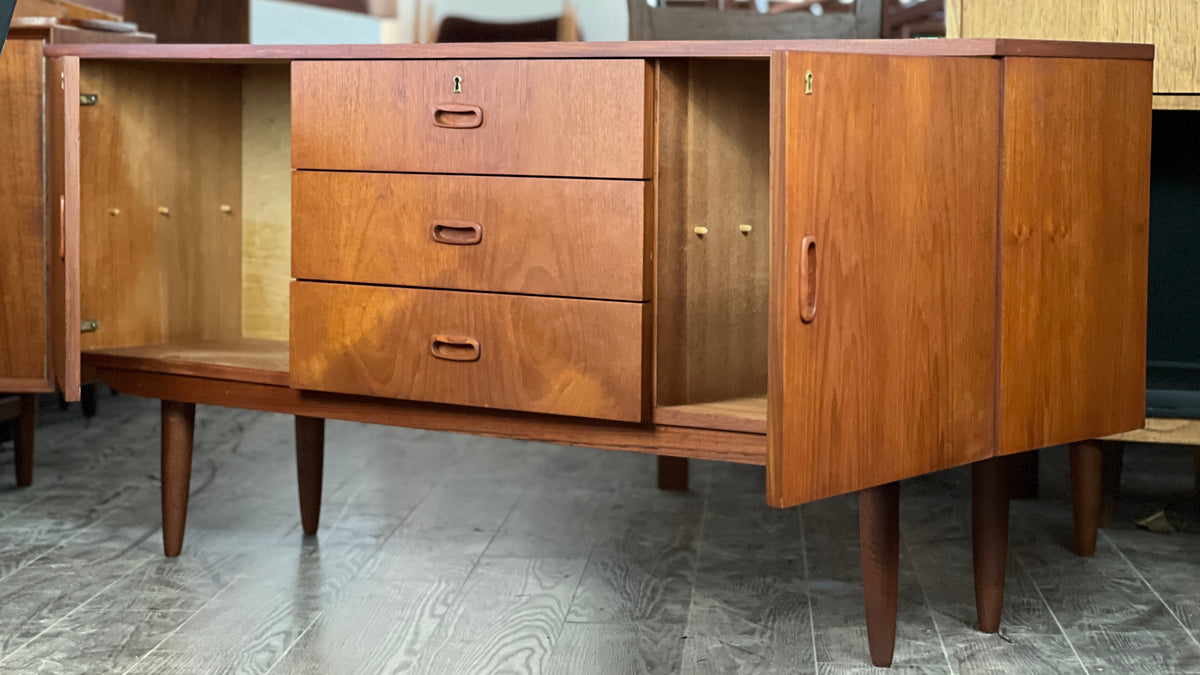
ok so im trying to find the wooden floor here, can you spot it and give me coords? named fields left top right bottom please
left=0, top=391, right=1198, bottom=674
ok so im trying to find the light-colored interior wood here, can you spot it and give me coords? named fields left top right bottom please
left=654, top=395, right=767, bottom=435
left=655, top=59, right=770, bottom=407
left=241, top=65, right=292, bottom=341
left=951, top=0, right=1200, bottom=99
left=1103, top=418, right=1200, bottom=445
left=79, top=61, right=243, bottom=351
left=78, top=62, right=293, bottom=355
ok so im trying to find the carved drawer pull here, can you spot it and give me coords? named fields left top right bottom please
left=432, top=103, right=483, bottom=129
left=430, top=220, right=483, bottom=246
left=430, top=335, right=481, bottom=362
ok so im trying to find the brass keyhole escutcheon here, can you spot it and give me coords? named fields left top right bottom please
left=805, top=71, right=813, bottom=95
left=453, top=75, right=462, bottom=93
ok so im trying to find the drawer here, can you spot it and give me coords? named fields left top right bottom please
left=292, top=171, right=650, bottom=301
left=290, top=282, right=650, bottom=422
left=291, top=59, right=652, bottom=178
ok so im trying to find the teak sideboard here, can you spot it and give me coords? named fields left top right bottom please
left=0, top=39, right=1152, bottom=667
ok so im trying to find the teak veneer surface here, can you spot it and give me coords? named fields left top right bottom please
left=95, top=368, right=767, bottom=465
left=290, top=282, right=650, bottom=422
left=768, top=51, right=999, bottom=507
left=291, top=59, right=652, bottom=179
left=43, top=39, right=1155, bottom=62
left=0, top=40, right=48, bottom=383
left=82, top=338, right=290, bottom=386
left=997, top=57, right=1151, bottom=454
left=292, top=171, right=650, bottom=301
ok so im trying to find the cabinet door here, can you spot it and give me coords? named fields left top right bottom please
left=767, top=51, right=1000, bottom=507
left=46, top=56, right=81, bottom=402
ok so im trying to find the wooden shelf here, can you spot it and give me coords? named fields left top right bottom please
left=654, top=395, right=767, bottom=435
left=83, top=338, right=289, bottom=386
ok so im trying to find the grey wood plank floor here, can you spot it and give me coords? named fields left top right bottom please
left=0, top=391, right=1197, bottom=674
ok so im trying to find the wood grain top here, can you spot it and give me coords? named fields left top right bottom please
left=81, top=338, right=290, bottom=386
left=43, top=38, right=1154, bottom=62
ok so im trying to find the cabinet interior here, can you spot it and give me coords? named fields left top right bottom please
left=652, top=59, right=770, bottom=432
left=75, top=57, right=771, bottom=429
left=78, top=61, right=292, bottom=364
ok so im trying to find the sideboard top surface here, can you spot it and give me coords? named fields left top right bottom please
left=43, top=38, right=1154, bottom=63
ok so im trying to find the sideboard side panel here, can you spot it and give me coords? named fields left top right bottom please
left=768, top=51, right=1000, bottom=507
left=0, top=39, right=49, bottom=387
left=997, top=57, right=1152, bottom=455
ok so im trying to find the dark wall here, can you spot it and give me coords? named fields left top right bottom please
left=123, top=0, right=249, bottom=43
left=1146, top=110, right=1200, bottom=391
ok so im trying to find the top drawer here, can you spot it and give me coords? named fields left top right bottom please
left=291, top=59, right=653, bottom=179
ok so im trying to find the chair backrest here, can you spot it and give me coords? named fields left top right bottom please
left=628, top=0, right=882, bottom=41
left=436, top=16, right=576, bottom=43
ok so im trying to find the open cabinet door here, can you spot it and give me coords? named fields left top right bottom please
left=767, top=51, right=1001, bottom=507
left=47, top=56, right=81, bottom=402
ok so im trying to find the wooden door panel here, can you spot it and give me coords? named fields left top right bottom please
left=47, top=56, right=81, bottom=401
left=767, top=51, right=1000, bottom=507
left=0, top=39, right=50, bottom=391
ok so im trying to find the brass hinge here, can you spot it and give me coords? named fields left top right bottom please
left=79, top=93, right=98, bottom=106
left=81, top=319, right=99, bottom=333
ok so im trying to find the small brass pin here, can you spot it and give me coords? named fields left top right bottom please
left=157, top=206, right=170, bottom=216
left=220, top=204, right=233, bottom=214
left=693, top=226, right=709, bottom=237
left=739, top=224, right=753, bottom=234
left=108, top=208, right=120, bottom=216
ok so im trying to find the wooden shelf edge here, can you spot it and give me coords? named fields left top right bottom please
left=95, top=367, right=768, bottom=465
left=82, top=338, right=289, bottom=387
left=654, top=395, right=767, bottom=435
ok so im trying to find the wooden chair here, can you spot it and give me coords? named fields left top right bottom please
left=628, top=0, right=882, bottom=40
left=0, top=395, right=36, bottom=487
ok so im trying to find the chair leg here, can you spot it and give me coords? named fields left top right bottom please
left=657, top=455, right=688, bottom=491
left=1099, top=442, right=1125, bottom=528
left=161, top=400, right=196, bottom=558
left=1070, top=440, right=1104, bottom=557
left=973, top=456, right=1012, bottom=634
left=295, top=416, right=325, bottom=535
left=860, top=481, right=900, bottom=668
left=14, top=395, right=37, bottom=487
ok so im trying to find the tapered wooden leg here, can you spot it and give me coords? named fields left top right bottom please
left=859, top=482, right=900, bottom=668
left=1070, top=440, right=1103, bottom=557
left=1099, top=442, right=1125, bottom=528
left=295, top=416, right=325, bottom=535
left=657, top=455, right=688, bottom=491
left=161, top=400, right=196, bottom=558
left=1008, top=450, right=1039, bottom=499
left=14, top=395, right=37, bottom=487
left=973, top=456, right=1012, bottom=634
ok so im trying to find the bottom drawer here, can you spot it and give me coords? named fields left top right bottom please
left=290, top=282, right=649, bottom=421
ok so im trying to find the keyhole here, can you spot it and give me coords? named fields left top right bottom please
left=804, top=71, right=813, bottom=95
left=453, top=76, right=462, bottom=94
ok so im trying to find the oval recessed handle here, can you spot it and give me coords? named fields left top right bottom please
left=430, top=335, right=481, bottom=362
left=431, top=220, right=483, bottom=246
left=799, top=235, right=817, bottom=323
left=432, top=103, right=483, bottom=129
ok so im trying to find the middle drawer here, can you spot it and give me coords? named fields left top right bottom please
left=292, top=171, right=650, bottom=301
